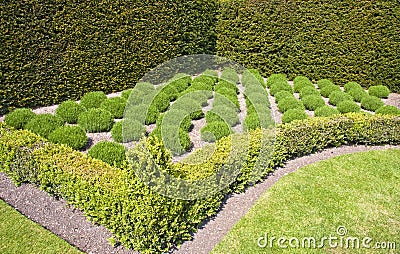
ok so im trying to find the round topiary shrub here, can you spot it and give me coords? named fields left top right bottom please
left=25, top=114, right=64, bottom=138
left=192, top=75, right=215, bottom=86
left=150, top=92, right=170, bottom=113
left=299, top=86, right=320, bottom=99
left=336, top=100, right=361, bottom=113
left=344, top=81, right=362, bottom=92
left=277, top=97, right=304, bottom=113
left=121, top=89, right=133, bottom=100
left=270, top=81, right=293, bottom=96
left=111, top=119, right=146, bottom=143
left=281, top=109, right=308, bottom=124
left=159, top=84, right=179, bottom=101
left=88, top=141, right=126, bottom=167
left=314, top=106, right=340, bottom=117
left=360, top=95, right=384, bottom=112
left=159, top=126, right=192, bottom=155
left=215, top=80, right=239, bottom=94
left=328, top=91, right=354, bottom=106
left=301, top=95, right=326, bottom=111
left=55, top=100, right=87, bottom=124
left=78, top=108, right=114, bottom=132
left=48, top=125, right=88, bottom=150
left=266, top=74, right=287, bottom=88
left=169, top=77, right=190, bottom=93
left=200, top=121, right=232, bottom=142
left=317, top=79, right=334, bottom=90
left=320, top=85, right=342, bottom=98
left=202, top=69, right=219, bottom=83
left=274, top=90, right=295, bottom=102
left=4, top=108, right=36, bottom=129
left=80, top=91, right=107, bottom=109
left=100, top=97, right=127, bottom=119
left=375, top=105, right=400, bottom=116
left=243, top=112, right=274, bottom=131
left=368, top=85, right=390, bottom=98
left=346, top=88, right=368, bottom=102
left=293, top=76, right=314, bottom=93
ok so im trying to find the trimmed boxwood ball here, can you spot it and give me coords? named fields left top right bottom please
left=192, top=75, right=215, bottom=86
left=336, top=100, right=361, bottom=113
left=159, top=84, right=179, bottom=101
left=320, top=84, right=342, bottom=98
left=375, top=105, right=400, bottom=116
left=314, top=105, right=340, bottom=117
left=274, top=90, right=295, bottom=102
left=277, top=97, right=304, bottom=113
left=299, top=86, right=320, bottom=99
left=111, top=119, right=146, bottom=143
left=78, top=108, right=114, bottom=133
left=346, top=87, right=368, bottom=102
left=80, top=91, right=107, bottom=109
left=243, top=112, right=274, bottom=131
left=344, top=81, right=362, bottom=92
left=215, top=80, right=239, bottom=94
left=4, top=108, right=36, bottom=129
left=151, top=92, right=170, bottom=112
left=281, top=108, right=308, bottom=124
left=202, top=69, right=219, bottom=83
left=200, top=121, right=232, bottom=142
left=220, top=67, right=239, bottom=84
left=25, top=114, right=64, bottom=138
left=317, top=79, right=334, bottom=90
left=121, top=89, right=133, bottom=100
left=266, top=73, right=287, bottom=88
left=301, top=95, right=326, bottom=111
left=100, top=97, right=127, bottom=119
left=328, top=91, right=353, bottom=106
left=269, top=80, right=293, bottom=96
left=169, top=77, right=190, bottom=93
left=293, top=76, right=314, bottom=93
left=48, top=125, right=88, bottom=150
left=55, top=100, right=86, bottom=124
left=88, top=141, right=126, bottom=168
left=361, top=95, right=384, bottom=111
left=368, top=85, right=390, bottom=98
left=159, top=126, right=192, bottom=155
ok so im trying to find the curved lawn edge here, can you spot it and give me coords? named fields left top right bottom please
left=174, top=144, right=400, bottom=254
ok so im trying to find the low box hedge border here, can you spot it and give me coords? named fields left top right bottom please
left=0, top=113, right=399, bottom=253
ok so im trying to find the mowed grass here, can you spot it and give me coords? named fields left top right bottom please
left=0, top=199, right=82, bottom=254
left=212, top=149, right=400, bottom=254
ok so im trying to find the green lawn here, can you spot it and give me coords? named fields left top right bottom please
left=212, top=149, right=400, bottom=254
left=0, top=199, right=82, bottom=254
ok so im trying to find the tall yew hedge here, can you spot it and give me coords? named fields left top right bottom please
left=0, top=0, right=218, bottom=114
left=217, top=0, right=400, bottom=92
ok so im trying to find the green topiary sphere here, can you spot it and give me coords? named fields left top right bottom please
left=88, top=141, right=126, bottom=167
left=314, top=106, right=340, bottom=117
left=269, top=81, right=293, bottom=96
left=100, top=97, right=127, bottom=119
left=346, top=88, right=368, bottom=102
left=328, top=91, right=353, bottom=106
left=368, top=85, right=390, bottom=98
left=344, top=81, right=362, bottom=92
left=4, top=108, right=36, bottom=129
left=320, top=84, right=342, bottom=98
left=25, top=114, right=64, bottom=138
left=360, top=95, right=384, bottom=112
left=56, top=100, right=87, bottom=124
left=200, top=121, right=232, bottom=142
left=281, top=109, right=308, bottom=123
left=375, top=105, right=400, bottom=116
left=121, top=89, right=133, bottom=100
left=299, top=86, right=320, bottom=99
left=48, top=125, right=88, bottom=150
left=80, top=91, right=107, bottom=109
left=266, top=74, right=287, bottom=88
left=336, top=100, right=361, bottom=113
left=277, top=97, right=304, bottom=113
left=78, top=108, right=114, bottom=133
left=111, top=119, right=146, bottom=143
left=317, top=79, right=334, bottom=90
left=274, top=90, right=295, bottom=102
left=301, top=95, right=326, bottom=111
left=293, top=76, right=314, bottom=93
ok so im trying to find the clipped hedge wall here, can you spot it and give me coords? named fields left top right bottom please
left=1, top=113, right=400, bottom=253
left=217, top=0, right=400, bottom=93
left=0, top=0, right=219, bottom=114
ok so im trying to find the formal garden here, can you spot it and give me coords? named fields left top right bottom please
left=0, top=0, right=399, bottom=253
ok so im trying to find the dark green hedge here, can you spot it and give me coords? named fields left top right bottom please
left=0, top=0, right=218, bottom=114
left=217, top=0, right=400, bottom=93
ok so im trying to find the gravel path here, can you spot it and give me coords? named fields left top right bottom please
left=1, top=144, right=399, bottom=253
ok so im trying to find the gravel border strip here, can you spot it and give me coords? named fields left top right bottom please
left=173, top=144, right=400, bottom=254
